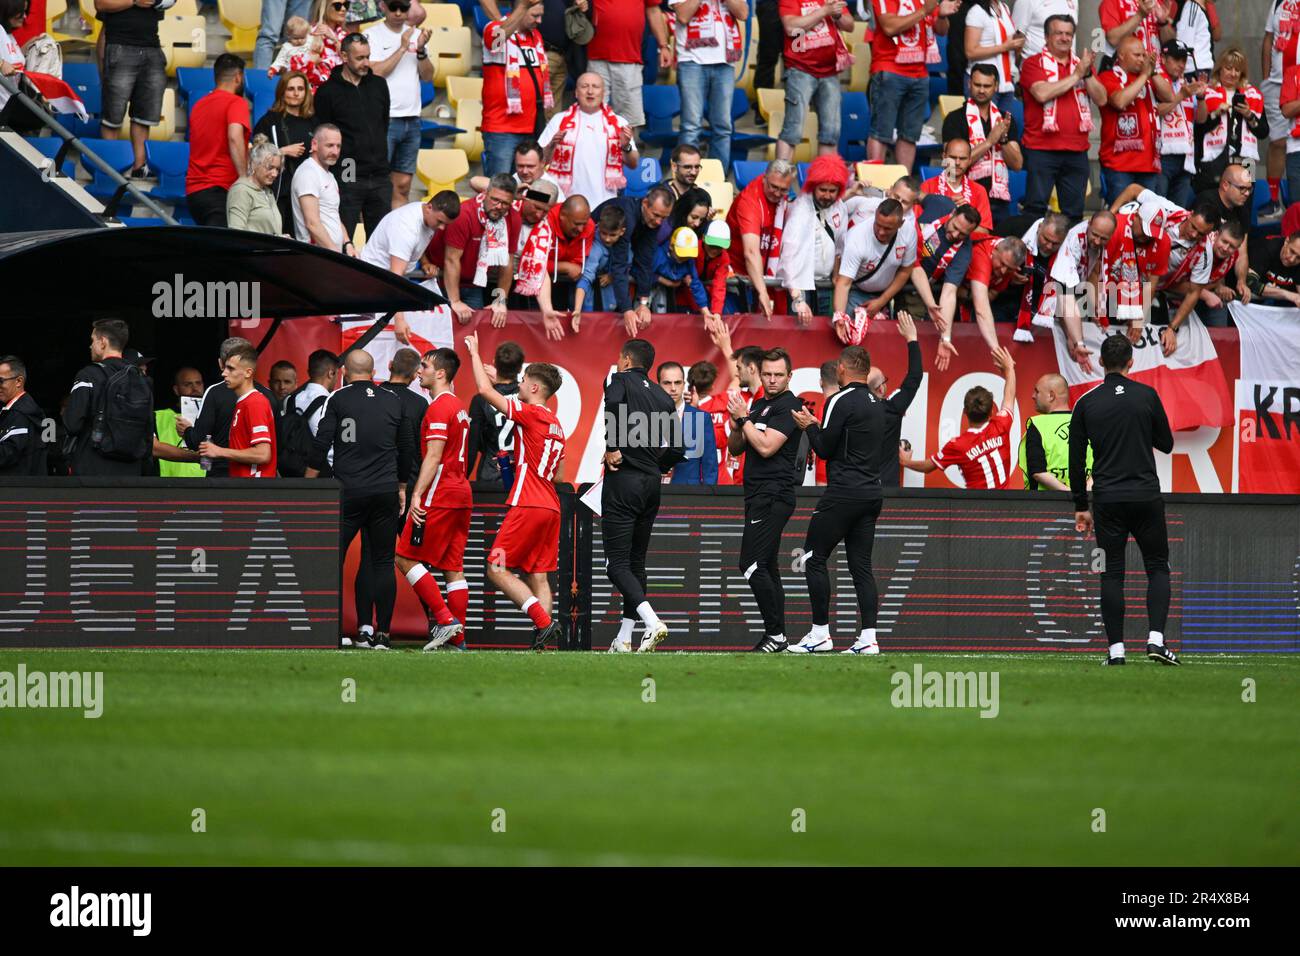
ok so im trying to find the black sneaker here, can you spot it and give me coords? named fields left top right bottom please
left=1102, top=655, right=1126, bottom=666
left=752, top=636, right=789, bottom=652
left=128, top=164, right=153, bottom=180
left=371, top=631, right=391, bottom=651
left=355, top=631, right=375, bottom=649
left=1258, top=199, right=1284, bottom=221
left=1146, top=643, right=1180, bottom=665
left=531, top=620, right=562, bottom=651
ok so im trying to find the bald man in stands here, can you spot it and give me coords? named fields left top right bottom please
left=1019, top=372, right=1083, bottom=492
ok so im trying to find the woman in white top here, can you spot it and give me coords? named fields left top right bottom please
left=1173, top=0, right=1219, bottom=78
left=965, top=0, right=1023, bottom=112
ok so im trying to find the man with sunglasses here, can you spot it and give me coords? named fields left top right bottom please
left=364, top=0, right=432, bottom=211
left=1194, top=163, right=1254, bottom=308
left=314, top=32, right=392, bottom=241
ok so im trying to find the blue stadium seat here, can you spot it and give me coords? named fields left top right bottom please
left=80, top=138, right=136, bottom=204
left=930, top=34, right=947, bottom=75
left=1251, top=180, right=1271, bottom=231
left=797, top=162, right=809, bottom=186
left=1004, top=97, right=1024, bottom=139
left=919, top=165, right=942, bottom=182
left=243, top=71, right=279, bottom=105
left=928, top=74, right=947, bottom=106
left=176, top=67, right=215, bottom=109
left=251, top=91, right=277, bottom=125
left=146, top=141, right=190, bottom=205
left=623, top=156, right=662, bottom=198
left=62, top=62, right=102, bottom=138
left=729, top=87, right=773, bottom=164
left=640, top=85, right=682, bottom=160
left=839, top=91, right=870, bottom=161
left=26, top=136, right=78, bottom=179
left=734, top=160, right=766, bottom=190
left=421, top=80, right=436, bottom=108
left=1007, top=169, right=1026, bottom=215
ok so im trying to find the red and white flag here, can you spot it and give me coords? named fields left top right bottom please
left=19, top=69, right=89, bottom=122
left=1051, top=314, right=1231, bottom=432
left=1229, top=303, right=1300, bottom=494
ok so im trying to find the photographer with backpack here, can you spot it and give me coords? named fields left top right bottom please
left=63, top=320, right=155, bottom=477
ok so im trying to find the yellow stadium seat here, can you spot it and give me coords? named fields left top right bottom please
left=169, top=0, right=200, bottom=15
left=218, top=0, right=260, bottom=55
left=423, top=3, right=465, bottom=28
left=848, top=42, right=871, bottom=91
left=766, top=111, right=817, bottom=162
left=704, top=181, right=734, bottom=218
left=45, top=0, right=78, bottom=43
left=937, top=95, right=964, bottom=123
left=451, top=98, right=483, bottom=163
left=416, top=147, right=470, bottom=195
left=78, top=0, right=102, bottom=44
left=756, top=88, right=784, bottom=123
left=428, top=27, right=472, bottom=87
left=127, top=87, right=177, bottom=141
left=854, top=162, right=910, bottom=191
left=445, top=75, right=482, bottom=110
left=698, top=158, right=725, bottom=186
left=846, top=18, right=870, bottom=49
left=353, top=221, right=367, bottom=253
left=735, top=27, right=758, bottom=94
left=161, top=15, right=208, bottom=77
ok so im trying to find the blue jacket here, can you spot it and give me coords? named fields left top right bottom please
left=653, top=243, right=710, bottom=312
left=669, top=404, right=719, bottom=484
left=593, top=194, right=658, bottom=312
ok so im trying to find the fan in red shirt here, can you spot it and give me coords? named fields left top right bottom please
left=424, top=184, right=522, bottom=320
left=1098, top=36, right=1172, bottom=199
left=396, top=348, right=474, bottom=650
left=185, top=56, right=252, bottom=226
left=726, top=162, right=798, bottom=317
left=465, top=331, right=567, bottom=651
left=198, top=345, right=276, bottom=478
left=1101, top=205, right=1171, bottom=330
left=921, top=137, right=994, bottom=228
left=902, top=347, right=1017, bottom=489
left=959, top=233, right=1029, bottom=353
left=482, top=4, right=550, bottom=140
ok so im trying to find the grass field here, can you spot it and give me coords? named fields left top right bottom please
left=0, top=650, right=1296, bottom=866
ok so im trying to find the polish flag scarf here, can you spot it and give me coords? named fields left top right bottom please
left=498, top=25, right=553, bottom=116
left=763, top=195, right=789, bottom=280
left=683, top=1, right=743, bottom=63
left=473, top=196, right=512, bottom=288
left=1114, top=0, right=1164, bottom=58
left=918, top=212, right=964, bottom=282
left=514, top=213, right=555, bottom=297
left=966, top=101, right=1010, bottom=201
left=1039, top=51, right=1093, bottom=134
left=9, top=67, right=88, bottom=121
left=546, top=104, right=627, bottom=195
left=892, top=0, right=941, bottom=66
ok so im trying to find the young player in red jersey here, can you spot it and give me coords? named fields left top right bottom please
left=902, top=347, right=1017, bottom=489
left=198, top=344, right=276, bottom=478
left=465, top=331, right=567, bottom=651
left=395, top=348, right=473, bottom=651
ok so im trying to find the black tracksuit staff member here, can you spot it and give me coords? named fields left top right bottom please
left=602, top=338, right=686, bottom=654
left=307, top=349, right=415, bottom=650
left=790, top=313, right=923, bottom=655
left=726, top=348, right=806, bottom=653
left=1070, top=334, right=1178, bottom=667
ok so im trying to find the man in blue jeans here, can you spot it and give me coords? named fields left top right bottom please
left=481, top=2, right=550, bottom=177
left=777, top=0, right=853, bottom=160
left=255, top=0, right=313, bottom=71
left=669, top=0, right=749, bottom=173
left=365, top=0, right=434, bottom=209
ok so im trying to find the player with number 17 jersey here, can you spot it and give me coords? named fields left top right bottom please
left=492, top=395, right=566, bottom=571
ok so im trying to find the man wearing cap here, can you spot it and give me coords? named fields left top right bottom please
left=1084, top=200, right=1170, bottom=347
left=1153, top=39, right=1204, bottom=210
left=701, top=220, right=737, bottom=315
left=513, top=194, right=596, bottom=334
left=778, top=154, right=851, bottom=320
left=515, top=177, right=559, bottom=252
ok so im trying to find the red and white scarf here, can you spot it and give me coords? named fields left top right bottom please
left=892, top=0, right=941, bottom=66
left=966, top=101, right=1010, bottom=201
left=1114, top=0, right=1163, bottom=58
left=1102, top=212, right=1147, bottom=322
left=494, top=24, right=553, bottom=116
left=789, top=1, right=855, bottom=72
left=683, top=1, right=743, bottom=63
left=546, top=104, right=627, bottom=195
left=985, top=1, right=1015, bottom=86
left=1039, top=51, right=1094, bottom=133
left=474, top=196, right=512, bottom=288
left=1203, top=84, right=1264, bottom=163
left=1014, top=218, right=1059, bottom=337
left=1160, top=233, right=1209, bottom=292
left=514, top=214, right=555, bottom=297
left=762, top=197, right=789, bottom=280
left=1276, top=0, right=1300, bottom=61
left=1110, top=65, right=1156, bottom=155
left=1158, top=72, right=1194, bottom=160
left=918, top=212, right=964, bottom=282
left=1206, top=237, right=1239, bottom=285
left=934, top=172, right=974, bottom=207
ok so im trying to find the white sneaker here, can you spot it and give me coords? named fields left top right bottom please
left=609, top=636, right=632, bottom=653
left=423, top=620, right=464, bottom=651
left=788, top=633, right=834, bottom=653
left=637, top=622, right=668, bottom=653
left=842, top=641, right=880, bottom=655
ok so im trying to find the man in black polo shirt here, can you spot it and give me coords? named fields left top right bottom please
left=1194, top=163, right=1253, bottom=304
left=1247, top=230, right=1300, bottom=306
left=1070, top=335, right=1178, bottom=667
left=726, top=348, right=805, bottom=653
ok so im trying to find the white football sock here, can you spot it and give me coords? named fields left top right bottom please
left=810, top=623, right=830, bottom=641
left=617, top=618, right=636, bottom=642
left=770, top=633, right=785, bottom=643
left=636, top=601, right=662, bottom=628
left=1109, top=641, right=1126, bottom=659
left=521, top=596, right=538, bottom=613
left=858, top=628, right=877, bottom=645
left=1148, top=631, right=1165, bottom=647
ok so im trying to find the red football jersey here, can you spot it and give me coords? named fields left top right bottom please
left=229, top=389, right=276, bottom=478
left=504, top=396, right=565, bottom=512
left=931, top=408, right=1014, bottom=489
left=695, top=393, right=733, bottom=486
left=418, top=390, right=472, bottom=511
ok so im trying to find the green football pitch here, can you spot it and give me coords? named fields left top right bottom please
left=0, top=650, right=1295, bottom=866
